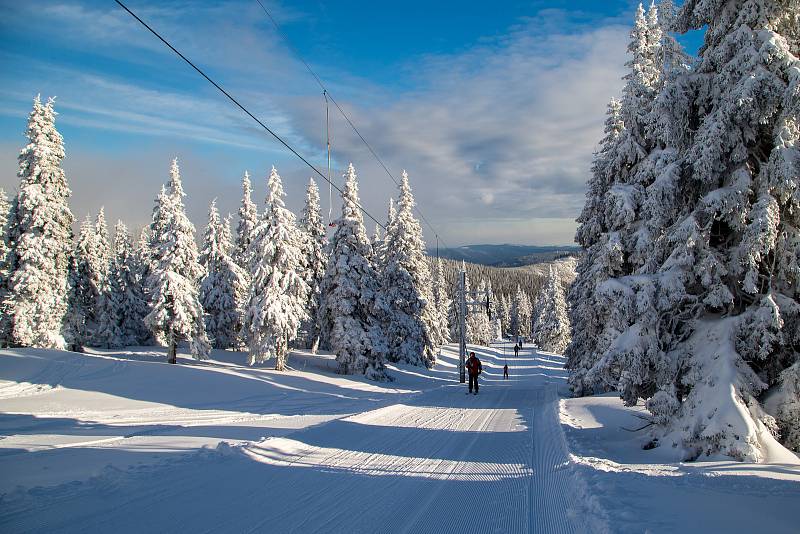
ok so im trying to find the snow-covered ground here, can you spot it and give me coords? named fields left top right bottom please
left=1, top=343, right=798, bottom=533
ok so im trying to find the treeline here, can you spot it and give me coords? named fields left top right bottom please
left=567, top=1, right=800, bottom=459
left=0, top=96, right=573, bottom=380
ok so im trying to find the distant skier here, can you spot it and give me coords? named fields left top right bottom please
left=503, top=364, right=509, bottom=379
left=466, top=351, right=482, bottom=395
left=514, top=343, right=519, bottom=357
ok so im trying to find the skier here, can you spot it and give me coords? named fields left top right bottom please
left=466, top=351, right=482, bottom=395
left=514, top=343, right=519, bottom=357
left=503, top=364, right=509, bottom=379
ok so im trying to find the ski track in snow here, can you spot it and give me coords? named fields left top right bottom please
left=4, top=343, right=797, bottom=532
left=0, top=343, right=602, bottom=533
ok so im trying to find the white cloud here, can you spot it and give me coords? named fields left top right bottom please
left=0, top=2, right=631, bottom=246
left=289, top=14, right=630, bottom=245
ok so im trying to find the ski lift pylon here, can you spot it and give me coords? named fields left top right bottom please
left=324, top=89, right=335, bottom=228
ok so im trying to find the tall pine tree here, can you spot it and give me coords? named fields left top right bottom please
left=430, top=257, right=451, bottom=345
left=4, top=96, right=74, bottom=349
left=200, top=200, right=246, bottom=350
left=64, top=213, right=106, bottom=350
left=243, top=167, right=309, bottom=369
left=568, top=0, right=800, bottom=460
left=318, top=164, right=388, bottom=381
left=145, top=159, right=210, bottom=362
left=94, top=221, right=134, bottom=349
left=0, top=189, right=12, bottom=345
left=532, top=266, right=571, bottom=353
left=381, top=171, right=437, bottom=367
left=299, top=178, right=328, bottom=351
left=236, top=170, right=258, bottom=273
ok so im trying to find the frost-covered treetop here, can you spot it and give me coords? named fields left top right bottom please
left=621, top=2, right=662, bottom=144
left=168, top=158, right=185, bottom=199
left=95, top=206, right=110, bottom=269
left=342, top=163, right=363, bottom=223
left=389, top=170, right=426, bottom=260
left=301, top=178, right=326, bottom=241
left=113, top=220, right=130, bottom=258
left=201, top=199, right=224, bottom=262
left=18, top=95, right=69, bottom=195
left=387, top=196, right=396, bottom=227
left=266, top=166, right=287, bottom=212
left=157, top=157, right=203, bottom=283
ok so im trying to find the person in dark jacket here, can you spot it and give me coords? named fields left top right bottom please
left=514, top=343, right=519, bottom=357
left=503, top=364, right=509, bottom=379
left=466, top=352, right=482, bottom=394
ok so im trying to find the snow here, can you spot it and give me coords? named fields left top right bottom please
left=561, top=391, right=800, bottom=533
left=1, top=343, right=798, bottom=532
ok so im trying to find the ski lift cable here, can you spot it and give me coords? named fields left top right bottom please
left=252, top=0, right=452, bottom=251
left=324, top=89, right=333, bottom=225
left=114, top=0, right=385, bottom=230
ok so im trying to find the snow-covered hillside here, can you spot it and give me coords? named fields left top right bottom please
left=1, top=344, right=798, bottom=533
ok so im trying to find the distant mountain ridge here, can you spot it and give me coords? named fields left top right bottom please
left=429, top=244, right=580, bottom=267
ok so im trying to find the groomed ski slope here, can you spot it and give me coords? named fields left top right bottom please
left=1, top=344, right=799, bottom=533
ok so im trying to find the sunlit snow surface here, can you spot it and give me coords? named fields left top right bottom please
left=1, top=343, right=798, bottom=533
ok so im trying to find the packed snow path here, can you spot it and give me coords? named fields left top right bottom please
left=0, top=343, right=604, bottom=533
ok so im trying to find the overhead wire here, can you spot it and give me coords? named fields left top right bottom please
left=253, top=0, right=452, bottom=251
left=113, top=0, right=386, bottom=230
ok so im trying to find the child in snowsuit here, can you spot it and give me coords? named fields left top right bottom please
left=466, top=352, right=482, bottom=394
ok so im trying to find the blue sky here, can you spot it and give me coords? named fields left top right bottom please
left=0, top=0, right=703, bottom=246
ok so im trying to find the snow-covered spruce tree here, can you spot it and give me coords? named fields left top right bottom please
left=532, top=267, right=571, bottom=353
left=89, top=208, right=111, bottom=346
left=200, top=200, right=246, bottom=350
left=0, top=190, right=10, bottom=289
left=94, top=207, right=111, bottom=274
left=317, top=163, right=389, bottom=380
left=467, top=278, right=493, bottom=346
left=299, top=178, right=328, bottom=350
left=371, top=224, right=382, bottom=248
left=381, top=171, right=438, bottom=367
left=565, top=2, right=667, bottom=394
left=236, top=170, right=259, bottom=273
left=639, top=0, right=800, bottom=461
left=500, top=293, right=512, bottom=338
left=771, top=363, right=800, bottom=452
left=569, top=0, right=800, bottom=461
left=133, top=227, right=153, bottom=345
left=565, top=99, right=628, bottom=395
left=222, top=213, right=247, bottom=348
left=447, top=262, right=470, bottom=342
left=487, top=279, right=503, bottom=341
left=114, top=221, right=148, bottom=346
left=145, top=159, right=210, bottom=362
left=0, top=189, right=12, bottom=345
left=4, top=96, right=74, bottom=349
left=94, top=221, right=133, bottom=349
left=387, top=197, right=397, bottom=227
left=430, top=257, right=451, bottom=345
left=65, top=216, right=97, bottom=350
left=447, top=291, right=461, bottom=343
left=243, top=167, right=309, bottom=369
left=373, top=198, right=396, bottom=271
left=510, top=284, right=533, bottom=340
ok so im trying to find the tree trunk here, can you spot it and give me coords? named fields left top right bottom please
left=167, top=331, right=177, bottom=364
left=275, top=335, right=287, bottom=371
